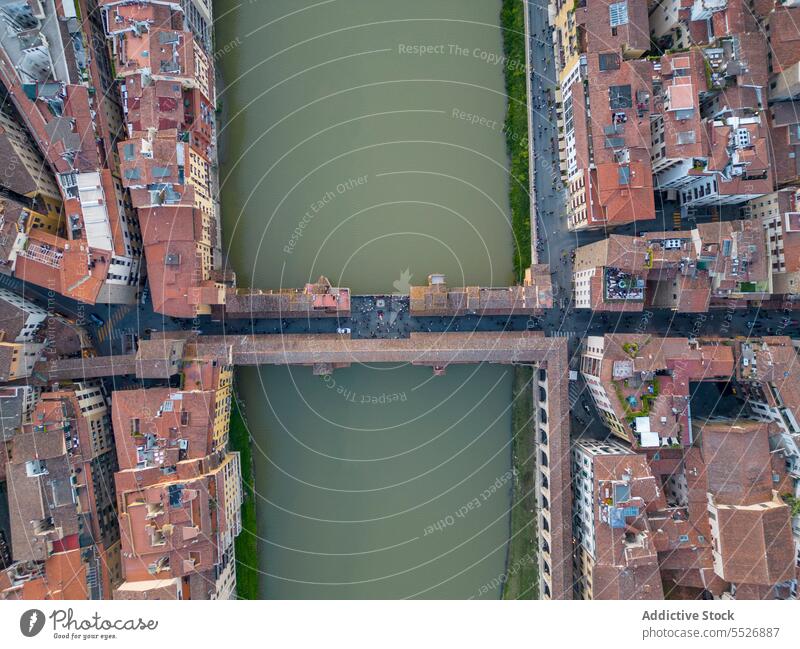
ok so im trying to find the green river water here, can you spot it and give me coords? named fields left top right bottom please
left=216, top=0, right=516, bottom=598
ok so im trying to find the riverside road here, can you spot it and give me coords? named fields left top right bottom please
left=8, top=258, right=791, bottom=356
left=7, top=0, right=791, bottom=369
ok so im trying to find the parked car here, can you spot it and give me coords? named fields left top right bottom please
left=88, top=313, right=104, bottom=327
left=337, top=327, right=351, bottom=334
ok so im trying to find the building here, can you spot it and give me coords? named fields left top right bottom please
left=0, top=102, right=62, bottom=215
left=699, top=419, right=796, bottom=598
left=581, top=334, right=800, bottom=598
left=650, top=50, right=709, bottom=189
left=0, top=545, right=120, bottom=600
left=745, top=189, right=800, bottom=298
left=572, top=219, right=771, bottom=310
left=138, top=204, right=225, bottom=317
left=734, top=336, right=800, bottom=589
left=2, top=384, right=120, bottom=599
left=119, top=129, right=214, bottom=220
left=111, top=383, right=231, bottom=472
left=550, top=0, right=656, bottom=230
left=551, top=0, right=779, bottom=226
left=0, top=340, right=43, bottom=382
left=675, top=107, right=773, bottom=208
left=572, top=232, right=696, bottom=312
left=108, top=22, right=213, bottom=103
left=0, top=287, right=47, bottom=342
left=11, top=169, right=142, bottom=305
left=98, top=2, right=228, bottom=317
left=0, top=384, right=37, bottom=481
left=224, top=276, right=351, bottom=320
left=571, top=422, right=796, bottom=600
left=120, top=73, right=215, bottom=158
left=110, top=351, right=242, bottom=599
left=572, top=438, right=664, bottom=600
left=408, top=269, right=553, bottom=316
left=0, top=0, right=144, bottom=306
left=112, top=451, right=240, bottom=600
left=581, top=334, right=734, bottom=446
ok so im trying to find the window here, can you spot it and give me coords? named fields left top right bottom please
left=598, top=53, right=620, bottom=71
left=609, top=2, right=629, bottom=27
left=609, top=84, right=633, bottom=109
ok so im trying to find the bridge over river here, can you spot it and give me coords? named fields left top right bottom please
left=44, top=330, right=573, bottom=599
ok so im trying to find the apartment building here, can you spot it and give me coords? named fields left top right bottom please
left=768, top=102, right=800, bottom=188
left=0, top=544, right=121, bottom=600
left=0, top=384, right=38, bottom=482
left=0, top=103, right=62, bottom=220
left=113, top=452, right=241, bottom=600
left=138, top=204, right=224, bottom=317
left=699, top=419, right=796, bottom=598
left=580, top=333, right=800, bottom=598
left=742, top=189, right=800, bottom=296
left=117, top=70, right=217, bottom=170
left=573, top=232, right=694, bottom=311
left=181, top=356, right=234, bottom=450
left=676, top=108, right=773, bottom=207
left=580, top=334, right=734, bottom=446
left=573, top=219, right=771, bottom=309
left=550, top=0, right=782, bottom=225
left=0, top=340, right=43, bottom=382
left=650, top=50, right=709, bottom=189
left=110, top=354, right=242, bottom=599
left=758, top=4, right=800, bottom=189
left=0, top=287, right=48, bottom=342
left=99, top=2, right=228, bottom=317
left=119, top=129, right=215, bottom=233
left=12, top=169, right=142, bottom=304
left=2, top=384, right=120, bottom=599
left=551, top=0, right=656, bottom=230
left=0, top=0, right=143, bottom=305
left=109, top=21, right=213, bottom=98
left=111, top=385, right=230, bottom=472
left=734, top=336, right=800, bottom=588
left=572, top=421, right=796, bottom=599
left=572, top=438, right=664, bottom=599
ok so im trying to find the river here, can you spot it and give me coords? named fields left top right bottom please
left=215, top=0, right=516, bottom=598
left=216, top=0, right=513, bottom=292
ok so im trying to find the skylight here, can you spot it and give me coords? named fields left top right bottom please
left=609, top=2, right=629, bottom=27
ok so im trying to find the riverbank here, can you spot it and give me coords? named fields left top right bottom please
left=501, top=0, right=532, bottom=282
left=229, top=396, right=260, bottom=599
left=502, top=364, right=539, bottom=599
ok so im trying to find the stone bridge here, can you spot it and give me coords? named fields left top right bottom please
left=44, top=331, right=573, bottom=599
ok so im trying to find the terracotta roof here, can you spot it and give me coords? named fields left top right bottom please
left=111, top=388, right=218, bottom=471
left=581, top=0, right=650, bottom=55
left=119, top=132, right=184, bottom=188
left=583, top=447, right=665, bottom=600
left=768, top=7, right=800, bottom=74
left=138, top=206, right=219, bottom=317
left=699, top=420, right=775, bottom=506
left=134, top=338, right=186, bottom=378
